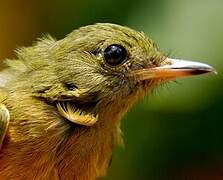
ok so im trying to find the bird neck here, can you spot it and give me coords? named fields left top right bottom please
left=55, top=100, right=130, bottom=179
left=5, top=90, right=125, bottom=179
left=56, top=121, right=119, bottom=179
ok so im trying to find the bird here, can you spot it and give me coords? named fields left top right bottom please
left=0, top=23, right=215, bottom=180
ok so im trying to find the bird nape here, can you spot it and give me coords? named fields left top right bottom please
left=0, top=23, right=215, bottom=180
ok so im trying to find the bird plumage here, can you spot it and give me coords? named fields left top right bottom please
left=0, top=23, right=214, bottom=179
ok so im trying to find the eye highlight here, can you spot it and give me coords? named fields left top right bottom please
left=103, top=44, right=127, bottom=66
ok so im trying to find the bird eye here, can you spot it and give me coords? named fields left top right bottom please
left=103, top=44, right=127, bottom=66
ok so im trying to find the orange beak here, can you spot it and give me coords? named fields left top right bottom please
left=133, top=58, right=216, bottom=81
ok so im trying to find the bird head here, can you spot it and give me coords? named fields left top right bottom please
left=11, top=23, right=215, bottom=126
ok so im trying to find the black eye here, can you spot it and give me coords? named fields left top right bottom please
left=103, top=44, right=127, bottom=66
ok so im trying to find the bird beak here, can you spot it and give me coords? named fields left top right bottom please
left=133, top=58, right=216, bottom=81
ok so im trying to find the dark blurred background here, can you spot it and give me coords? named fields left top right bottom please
left=0, top=0, right=222, bottom=179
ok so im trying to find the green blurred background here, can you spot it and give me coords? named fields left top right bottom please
left=0, top=0, right=222, bottom=179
